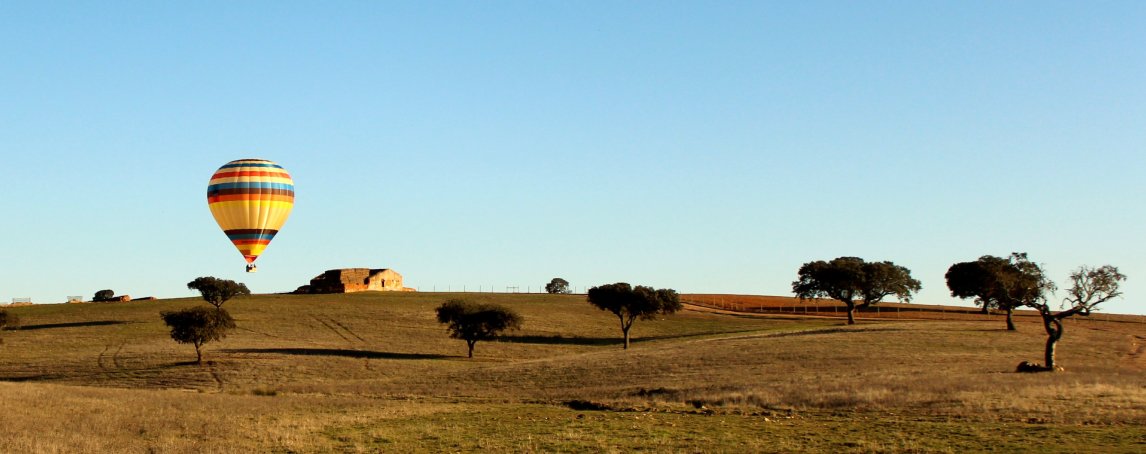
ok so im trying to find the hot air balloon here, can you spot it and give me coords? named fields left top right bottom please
left=207, top=159, right=294, bottom=272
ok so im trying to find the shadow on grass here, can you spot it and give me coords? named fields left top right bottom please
left=223, top=348, right=450, bottom=360
left=496, top=330, right=760, bottom=346
left=2, top=373, right=67, bottom=382
left=494, top=335, right=620, bottom=346
left=750, top=326, right=904, bottom=339
left=15, top=320, right=129, bottom=331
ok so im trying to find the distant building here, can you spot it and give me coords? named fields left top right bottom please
left=295, top=268, right=415, bottom=294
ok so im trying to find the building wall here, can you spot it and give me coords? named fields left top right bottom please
left=299, top=268, right=413, bottom=294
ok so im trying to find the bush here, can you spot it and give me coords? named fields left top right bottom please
left=93, top=289, right=115, bottom=302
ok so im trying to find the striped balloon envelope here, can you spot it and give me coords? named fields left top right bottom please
left=206, top=159, right=294, bottom=272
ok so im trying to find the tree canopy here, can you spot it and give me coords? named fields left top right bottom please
left=160, top=306, right=236, bottom=364
left=792, top=257, right=921, bottom=325
left=435, top=299, right=523, bottom=358
left=586, top=282, right=681, bottom=349
left=187, top=277, right=251, bottom=309
left=545, top=278, right=571, bottom=294
left=93, top=289, right=115, bottom=302
left=0, top=310, right=18, bottom=331
left=946, top=253, right=1054, bottom=330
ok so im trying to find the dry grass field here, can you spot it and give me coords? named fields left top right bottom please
left=0, top=292, right=1143, bottom=453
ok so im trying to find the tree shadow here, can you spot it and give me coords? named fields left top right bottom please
left=223, top=348, right=450, bottom=360
left=1, top=373, right=67, bottom=382
left=15, top=320, right=129, bottom=331
left=163, top=360, right=203, bottom=368
left=494, top=335, right=621, bottom=346
left=496, top=330, right=760, bottom=346
left=759, top=326, right=903, bottom=338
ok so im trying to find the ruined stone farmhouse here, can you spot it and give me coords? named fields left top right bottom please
left=295, top=268, right=415, bottom=294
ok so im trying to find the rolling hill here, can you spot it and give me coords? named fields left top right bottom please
left=0, top=292, right=1142, bottom=452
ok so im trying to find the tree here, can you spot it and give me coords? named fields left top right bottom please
left=1022, top=265, right=1125, bottom=372
left=947, top=253, right=1054, bottom=331
left=187, top=277, right=250, bottom=309
left=998, top=252, right=1056, bottom=327
left=792, top=257, right=921, bottom=325
left=435, top=299, right=523, bottom=358
left=0, top=310, right=17, bottom=330
left=0, top=309, right=19, bottom=343
left=586, top=283, right=682, bottom=349
left=93, top=289, right=115, bottom=302
left=160, top=306, right=236, bottom=364
left=946, top=255, right=1013, bottom=327
left=545, top=278, right=571, bottom=294
left=946, top=258, right=1004, bottom=315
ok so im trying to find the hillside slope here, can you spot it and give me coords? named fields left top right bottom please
left=0, top=293, right=1142, bottom=452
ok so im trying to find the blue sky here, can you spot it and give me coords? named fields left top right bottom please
left=1, top=1, right=1143, bottom=315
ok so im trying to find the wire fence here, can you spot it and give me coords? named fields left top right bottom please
left=414, top=285, right=589, bottom=294
left=681, top=297, right=1146, bottom=324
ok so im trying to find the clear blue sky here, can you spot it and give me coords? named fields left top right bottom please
left=1, top=1, right=1143, bottom=315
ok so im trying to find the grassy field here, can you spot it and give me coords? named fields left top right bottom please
left=0, top=292, right=1143, bottom=453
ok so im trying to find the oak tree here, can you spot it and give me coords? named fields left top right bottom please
left=792, top=257, right=921, bottom=325
left=946, top=253, right=1054, bottom=331
left=187, top=277, right=250, bottom=309
left=586, top=283, right=681, bottom=349
left=435, top=299, right=523, bottom=358
left=545, top=278, right=571, bottom=294
left=161, top=306, right=236, bottom=364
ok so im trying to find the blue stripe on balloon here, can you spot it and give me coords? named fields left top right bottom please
left=208, top=182, right=295, bottom=191
left=226, top=233, right=278, bottom=241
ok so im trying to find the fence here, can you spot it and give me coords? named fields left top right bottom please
left=681, top=297, right=1146, bottom=324
left=417, top=285, right=589, bottom=294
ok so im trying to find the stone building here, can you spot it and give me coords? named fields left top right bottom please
left=295, top=268, right=415, bottom=294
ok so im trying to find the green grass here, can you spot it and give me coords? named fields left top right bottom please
left=0, top=292, right=1143, bottom=452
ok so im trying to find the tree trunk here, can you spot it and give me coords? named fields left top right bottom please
left=1043, top=319, right=1062, bottom=370
left=619, top=314, right=633, bottom=349
left=467, top=340, right=476, bottom=358
left=195, top=342, right=203, bottom=365
left=1005, top=308, right=1016, bottom=331
left=845, top=301, right=856, bottom=325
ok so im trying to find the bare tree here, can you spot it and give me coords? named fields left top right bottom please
left=1020, top=265, right=1125, bottom=372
